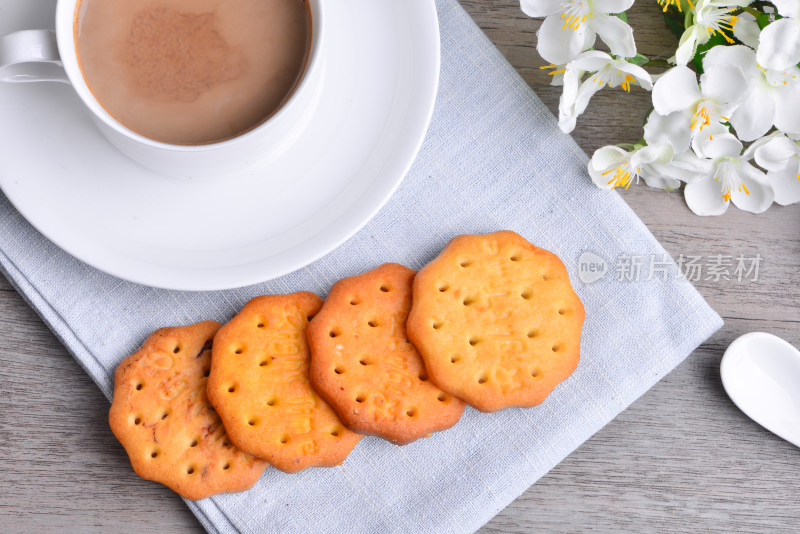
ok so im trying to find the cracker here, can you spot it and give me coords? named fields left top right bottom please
left=108, top=321, right=267, bottom=500
left=207, top=293, right=362, bottom=473
left=406, top=231, right=585, bottom=412
left=308, top=263, right=465, bottom=445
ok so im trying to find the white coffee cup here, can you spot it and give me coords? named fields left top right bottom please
left=0, top=0, right=324, bottom=178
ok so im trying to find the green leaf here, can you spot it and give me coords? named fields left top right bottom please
left=756, top=11, right=773, bottom=30
left=663, top=10, right=685, bottom=40
left=615, top=11, right=628, bottom=22
left=628, top=53, right=650, bottom=66
left=691, top=33, right=728, bottom=73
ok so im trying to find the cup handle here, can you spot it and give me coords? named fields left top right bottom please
left=0, top=29, right=69, bottom=83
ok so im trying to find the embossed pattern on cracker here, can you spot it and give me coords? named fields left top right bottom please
left=308, top=264, right=465, bottom=445
left=108, top=321, right=268, bottom=500
left=207, top=293, right=362, bottom=473
left=407, top=231, right=585, bottom=412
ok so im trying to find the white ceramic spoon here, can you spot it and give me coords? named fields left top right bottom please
left=721, top=332, right=800, bottom=448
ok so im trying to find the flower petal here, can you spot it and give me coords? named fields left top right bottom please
left=521, top=0, right=563, bottom=17
left=754, top=136, right=799, bottom=171
left=699, top=63, right=748, bottom=105
left=537, top=14, right=588, bottom=65
left=731, top=162, right=774, bottom=213
left=757, top=19, right=800, bottom=71
left=771, top=0, right=800, bottom=18
left=644, top=111, right=692, bottom=153
left=696, top=131, right=742, bottom=159
left=653, top=149, right=713, bottom=183
left=673, top=25, right=702, bottom=66
left=769, top=163, right=800, bottom=205
left=702, top=44, right=758, bottom=81
left=684, top=177, right=729, bottom=216
left=652, top=66, right=701, bottom=115
left=615, top=61, right=653, bottom=89
left=591, top=14, right=636, bottom=58
left=640, top=169, right=682, bottom=190
left=573, top=76, right=606, bottom=116
left=588, top=145, right=628, bottom=188
left=733, top=16, right=761, bottom=50
left=568, top=50, right=614, bottom=72
left=729, top=85, right=775, bottom=142
left=772, top=84, right=800, bottom=136
left=594, top=0, right=635, bottom=14
left=631, top=144, right=674, bottom=167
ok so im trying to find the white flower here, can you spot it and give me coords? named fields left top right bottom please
left=747, top=132, right=800, bottom=205
left=558, top=51, right=652, bottom=133
left=672, top=0, right=745, bottom=66
left=757, top=1, right=800, bottom=71
left=732, top=12, right=760, bottom=49
left=682, top=133, right=774, bottom=215
left=588, top=144, right=678, bottom=190
left=652, top=65, right=747, bottom=156
left=521, top=0, right=636, bottom=65
left=644, top=110, right=692, bottom=153
left=703, top=45, right=800, bottom=140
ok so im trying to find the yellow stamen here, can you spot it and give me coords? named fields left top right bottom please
left=620, top=74, right=636, bottom=92
left=657, top=0, right=682, bottom=12
left=705, top=11, right=738, bottom=44
left=604, top=163, right=635, bottom=190
left=741, top=183, right=750, bottom=195
left=722, top=189, right=731, bottom=201
left=690, top=106, right=711, bottom=132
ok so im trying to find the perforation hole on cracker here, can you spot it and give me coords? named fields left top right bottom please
left=158, top=409, right=169, bottom=420
left=438, top=283, right=449, bottom=292
left=173, top=344, right=181, bottom=354
left=133, top=380, right=144, bottom=391
left=329, top=328, right=342, bottom=338
left=527, top=329, right=539, bottom=338
left=379, top=284, right=391, bottom=292
left=349, top=297, right=361, bottom=305
left=405, top=408, right=417, bottom=418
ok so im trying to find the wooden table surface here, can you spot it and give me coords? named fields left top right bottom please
left=2, top=1, right=799, bottom=532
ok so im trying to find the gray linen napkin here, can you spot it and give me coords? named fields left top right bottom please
left=0, top=0, right=722, bottom=532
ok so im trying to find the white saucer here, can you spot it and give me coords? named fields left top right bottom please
left=0, top=0, right=440, bottom=291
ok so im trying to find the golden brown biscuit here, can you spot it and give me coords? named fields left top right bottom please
left=207, top=293, right=362, bottom=473
left=407, top=231, right=585, bottom=412
left=109, top=321, right=268, bottom=500
left=308, top=263, right=465, bottom=445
